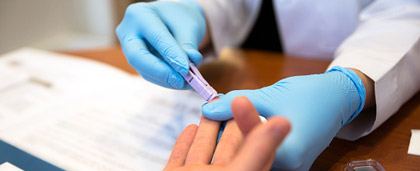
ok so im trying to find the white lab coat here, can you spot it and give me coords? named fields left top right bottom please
left=194, top=0, right=420, bottom=140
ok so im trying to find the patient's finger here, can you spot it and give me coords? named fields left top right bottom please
left=231, top=96, right=262, bottom=136
left=185, top=115, right=221, bottom=165
left=212, top=119, right=243, bottom=165
left=232, top=117, right=291, bottom=171
left=164, top=124, right=198, bottom=170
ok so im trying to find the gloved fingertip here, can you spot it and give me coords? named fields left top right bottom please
left=168, top=73, right=186, bottom=89
left=185, top=48, right=203, bottom=66
left=175, top=64, right=189, bottom=76
left=202, top=101, right=232, bottom=121
left=201, top=102, right=215, bottom=113
left=181, top=83, right=192, bottom=90
left=166, top=52, right=190, bottom=76
left=202, top=112, right=232, bottom=121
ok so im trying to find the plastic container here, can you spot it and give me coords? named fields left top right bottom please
left=344, top=159, right=385, bottom=171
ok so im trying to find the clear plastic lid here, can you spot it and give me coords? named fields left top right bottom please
left=344, top=159, right=385, bottom=171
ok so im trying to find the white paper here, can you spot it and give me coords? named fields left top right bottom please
left=0, top=48, right=205, bottom=170
left=0, top=162, right=23, bottom=171
left=408, top=129, right=420, bottom=156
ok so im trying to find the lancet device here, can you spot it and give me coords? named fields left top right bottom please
left=182, top=62, right=218, bottom=102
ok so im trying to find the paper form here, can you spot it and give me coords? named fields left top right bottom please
left=0, top=48, right=205, bottom=170
left=0, top=162, right=23, bottom=171
left=408, top=129, right=420, bottom=156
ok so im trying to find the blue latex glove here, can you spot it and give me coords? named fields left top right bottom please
left=116, top=0, right=206, bottom=89
left=202, top=66, right=366, bottom=170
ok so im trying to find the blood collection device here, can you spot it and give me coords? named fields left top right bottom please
left=182, top=62, right=218, bottom=102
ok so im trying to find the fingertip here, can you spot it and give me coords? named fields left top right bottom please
left=201, top=103, right=215, bottom=118
left=185, top=124, right=199, bottom=133
left=200, top=96, right=220, bottom=114
left=141, top=72, right=187, bottom=90
left=202, top=105, right=232, bottom=121
left=231, top=96, right=261, bottom=136
left=202, top=99, right=217, bottom=111
left=267, top=117, right=291, bottom=138
left=231, top=96, right=253, bottom=113
left=166, top=48, right=190, bottom=76
left=273, top=117, right=291, bottom=130
left=179, top=124, right=199, bottom=140
left=165, top=123, right=198, bottom=170
left=168, top=73, right=187, bottom=89
left=231, top=117, right=289, bottom=171
left=231, top=96, right=250, bottom=105
left=187, top=123, right=199, bottom=129
left=181, top=83, right=192, bottom=90
left=202, top=97, right=222, bottom=111
left=170, top=60, right=189, bottom=76
left=185, top=48, right=203, bottom=66
left=180, top=65, right=190, bottom=76
left=231, top=96, right=258, bottom=120
left=201, top=94, right=233, bottom=121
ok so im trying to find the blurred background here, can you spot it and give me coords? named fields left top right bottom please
left=0, top=0, right=149, bottom=54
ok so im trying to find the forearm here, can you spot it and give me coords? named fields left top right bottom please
left=331, top=1, right=420, bottom=111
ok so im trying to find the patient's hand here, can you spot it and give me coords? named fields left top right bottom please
left=164, top=96, right=291, bottom=171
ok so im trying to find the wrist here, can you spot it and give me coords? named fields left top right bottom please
left=348, top=68, right=375, bottom=109
left=327, top=66, right=366, bottom=124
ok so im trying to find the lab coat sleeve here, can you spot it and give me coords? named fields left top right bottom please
left=192, top=0, right=262, bottom=53
left=328, top=0, right=420, bottom=140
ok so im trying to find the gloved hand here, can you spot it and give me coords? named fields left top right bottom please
left=116, top=0, right=206, bottom=89
left=202, top=66, right=366, bottom=170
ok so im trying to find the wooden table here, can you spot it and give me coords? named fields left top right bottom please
left=62, top=47, right=420, bottom=170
